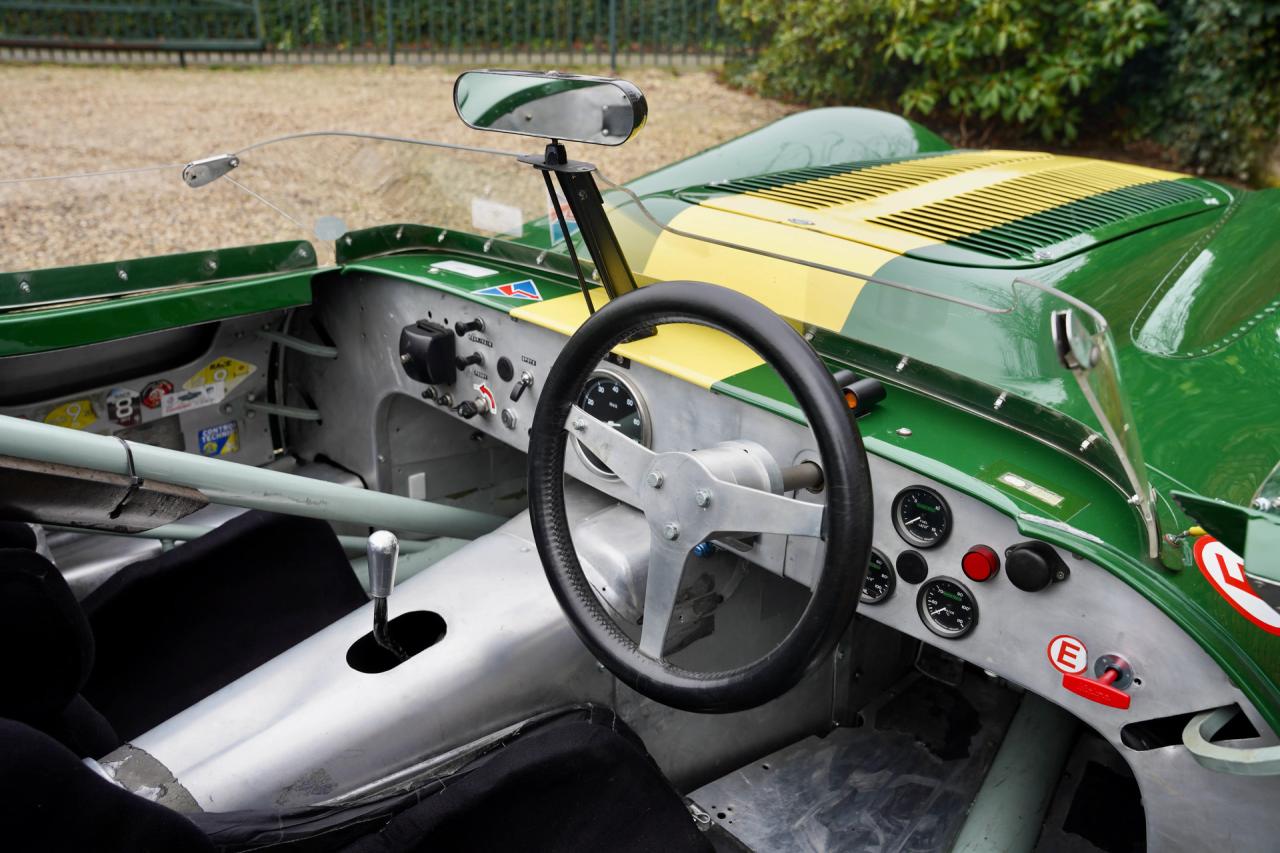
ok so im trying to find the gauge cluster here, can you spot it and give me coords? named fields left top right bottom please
left=860, top=481, right=1063, bottom=645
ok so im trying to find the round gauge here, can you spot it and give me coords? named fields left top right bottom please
left=892, top=486, right=952, bottom=549
left=917, top=577, right=978, bottom=639
left=574, top=370, right=650, bottom=478
left=861, top=549, right=896, bottom=605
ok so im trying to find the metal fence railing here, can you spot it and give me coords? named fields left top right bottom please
left=0, top=0, right=730, bottom=68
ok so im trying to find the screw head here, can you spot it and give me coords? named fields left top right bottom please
left=572, top=418, right=586, bottom=432
left=694, top=488, right=712, bottom=508
left=662, top=523, right=680, bottom=541
left=17, top=280, right=30, bottom=294
left=896, top=427, right=912, bottom=437
left=646, top=470, right=664, bottom=489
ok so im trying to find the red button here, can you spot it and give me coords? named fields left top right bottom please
left=962, top=545, right=1000, bottom=582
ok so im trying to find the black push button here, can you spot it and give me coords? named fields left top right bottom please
left=896, top=549, right=929, bottom=584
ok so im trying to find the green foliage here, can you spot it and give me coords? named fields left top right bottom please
left=720, top=0, right=1163, bottom=142
left=1140, top=0, right=1280, bottom=184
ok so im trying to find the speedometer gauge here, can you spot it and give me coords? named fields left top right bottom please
left=917, top=577, right=978, bottom=639
left=892, top=486, right=952, bottom=548
left=574, top=369, right=650, bottom=478
left=860, top=549, right=895, bottom=605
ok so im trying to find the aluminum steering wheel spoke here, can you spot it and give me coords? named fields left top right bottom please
left=703, top=477, right=826, bottom=541
left=565, top=404, right=655, bottom=493
left=638, top=531, right=694, bottom=660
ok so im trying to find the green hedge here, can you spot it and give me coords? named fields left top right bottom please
left=1138, top=0, right=1280, bottom=184
left=721, top=0, right=1279, bottom=184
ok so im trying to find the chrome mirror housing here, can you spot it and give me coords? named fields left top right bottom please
left=453, top=70, right=646, bottom=146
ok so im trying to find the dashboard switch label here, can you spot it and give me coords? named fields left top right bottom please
left=1048, top=635, right=1088, bottom=674
left=1194, top=536, right=1280, bottom=635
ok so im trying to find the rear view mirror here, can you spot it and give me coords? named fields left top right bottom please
left=453, top=70, right=646, bottom=146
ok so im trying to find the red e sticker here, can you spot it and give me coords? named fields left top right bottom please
left=1194, top=535, right=1280, bottom=635
left=1047, top=634, right=1088, bottom=674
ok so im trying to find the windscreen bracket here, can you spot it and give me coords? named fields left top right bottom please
left=182, top=154, right=239, bottom=189
left=1053, top=308, right=1162, bottom=561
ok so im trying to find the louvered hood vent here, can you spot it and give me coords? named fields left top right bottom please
left=713, top=151, right=1052, bottom=210
left=698, top=152, right=1222, bottom=267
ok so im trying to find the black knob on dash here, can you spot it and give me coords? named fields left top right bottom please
left=1005, top=541, right=1070, bottom=592
left=455, top=318, right=485, bottom=336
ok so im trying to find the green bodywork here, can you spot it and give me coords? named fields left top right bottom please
left=3, top=106, right=1278, bottom=732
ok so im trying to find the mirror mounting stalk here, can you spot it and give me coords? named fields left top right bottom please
left=519, top=144, right=652, bottom=335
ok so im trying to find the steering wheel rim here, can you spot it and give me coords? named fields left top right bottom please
left=529, top=281, right=873, bottom=713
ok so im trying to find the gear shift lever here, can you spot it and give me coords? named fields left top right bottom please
left=367, top=530, right=409, bottom=662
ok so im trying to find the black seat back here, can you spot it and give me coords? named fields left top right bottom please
left=0, top=548, right=118, bottom=757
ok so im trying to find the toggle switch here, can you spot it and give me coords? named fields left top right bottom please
left=1062, top=653, right=1133, bottom=709
left=509, top=370, right=534, bottom=402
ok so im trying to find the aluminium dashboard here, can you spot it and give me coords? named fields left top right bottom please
left=296, top=271, right=1280, bottom=850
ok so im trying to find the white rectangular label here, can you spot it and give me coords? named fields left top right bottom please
left=430, top=260, right=499, bottom=279
left=998, top=472, right=1065, bottom=508
left=470, top=197, right=524, bottom=236
left=161, top=382, right=225, bottom=416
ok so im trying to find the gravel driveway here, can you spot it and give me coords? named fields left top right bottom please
left=0, top=64, right=796, bottom=272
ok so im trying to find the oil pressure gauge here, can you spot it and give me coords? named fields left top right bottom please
left=917, top=577, right=978, bottom=639
left=892, top=485, right=952, bottom=548
left=860, top=549, right=896, bottom=605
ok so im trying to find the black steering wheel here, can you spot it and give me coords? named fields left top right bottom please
left=529, top=281, right=873, bottom=713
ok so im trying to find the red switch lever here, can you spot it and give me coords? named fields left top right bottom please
left=1062, top=666, right=1131, bottom=710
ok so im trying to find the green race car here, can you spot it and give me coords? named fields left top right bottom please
left=0, top=70, right=1277, bottom=852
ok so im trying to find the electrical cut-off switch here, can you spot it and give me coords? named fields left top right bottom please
left=1062, top=653, right=1134, bottom=710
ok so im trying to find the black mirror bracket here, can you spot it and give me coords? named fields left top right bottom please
left=519, top=142, right=652, bottom=336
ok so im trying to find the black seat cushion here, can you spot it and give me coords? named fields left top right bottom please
left=0, top=717, right=212, bottom=853
left=82, top=511, right=368, bottom=740
left=0, top=521, right=36, bottom=550
left=0, top=548, right=95, bottom=724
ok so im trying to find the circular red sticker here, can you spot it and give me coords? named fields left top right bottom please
left=142, top=379, right=173, bottom=409
left=1194, top=535, right=1280, bottom=636
left=1047, top=634, right=1088, bottom=675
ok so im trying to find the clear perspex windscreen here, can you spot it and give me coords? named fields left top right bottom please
left=595, top=171, right=1160, bottom=555
left=0, top=133, right=544, bottom=277
left=0, top=135, right=1159, bottom=555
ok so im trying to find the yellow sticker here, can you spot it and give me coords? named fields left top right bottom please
left=44, top=398, right=98, bottom=430
left=184, top=356, right=256, bottom=394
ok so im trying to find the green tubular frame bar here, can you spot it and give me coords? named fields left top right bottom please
left=0, top=414, right=504, bottom=540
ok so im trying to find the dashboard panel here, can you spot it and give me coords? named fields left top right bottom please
left=301, top=272, right=1265, bottom=749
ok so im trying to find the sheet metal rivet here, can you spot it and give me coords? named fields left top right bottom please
left=572, top=418, right=586, bottom=432
left=18, top=280, right=30, bottom=294
left=117, top=269, right=128, bottom=281
left=895, top=427, right=912, bottom=437
left=662, top=523, right=680, bottom=541
left=646, top=471, right=664, bottom=489
left=694, top=488, right=712, bottom=507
